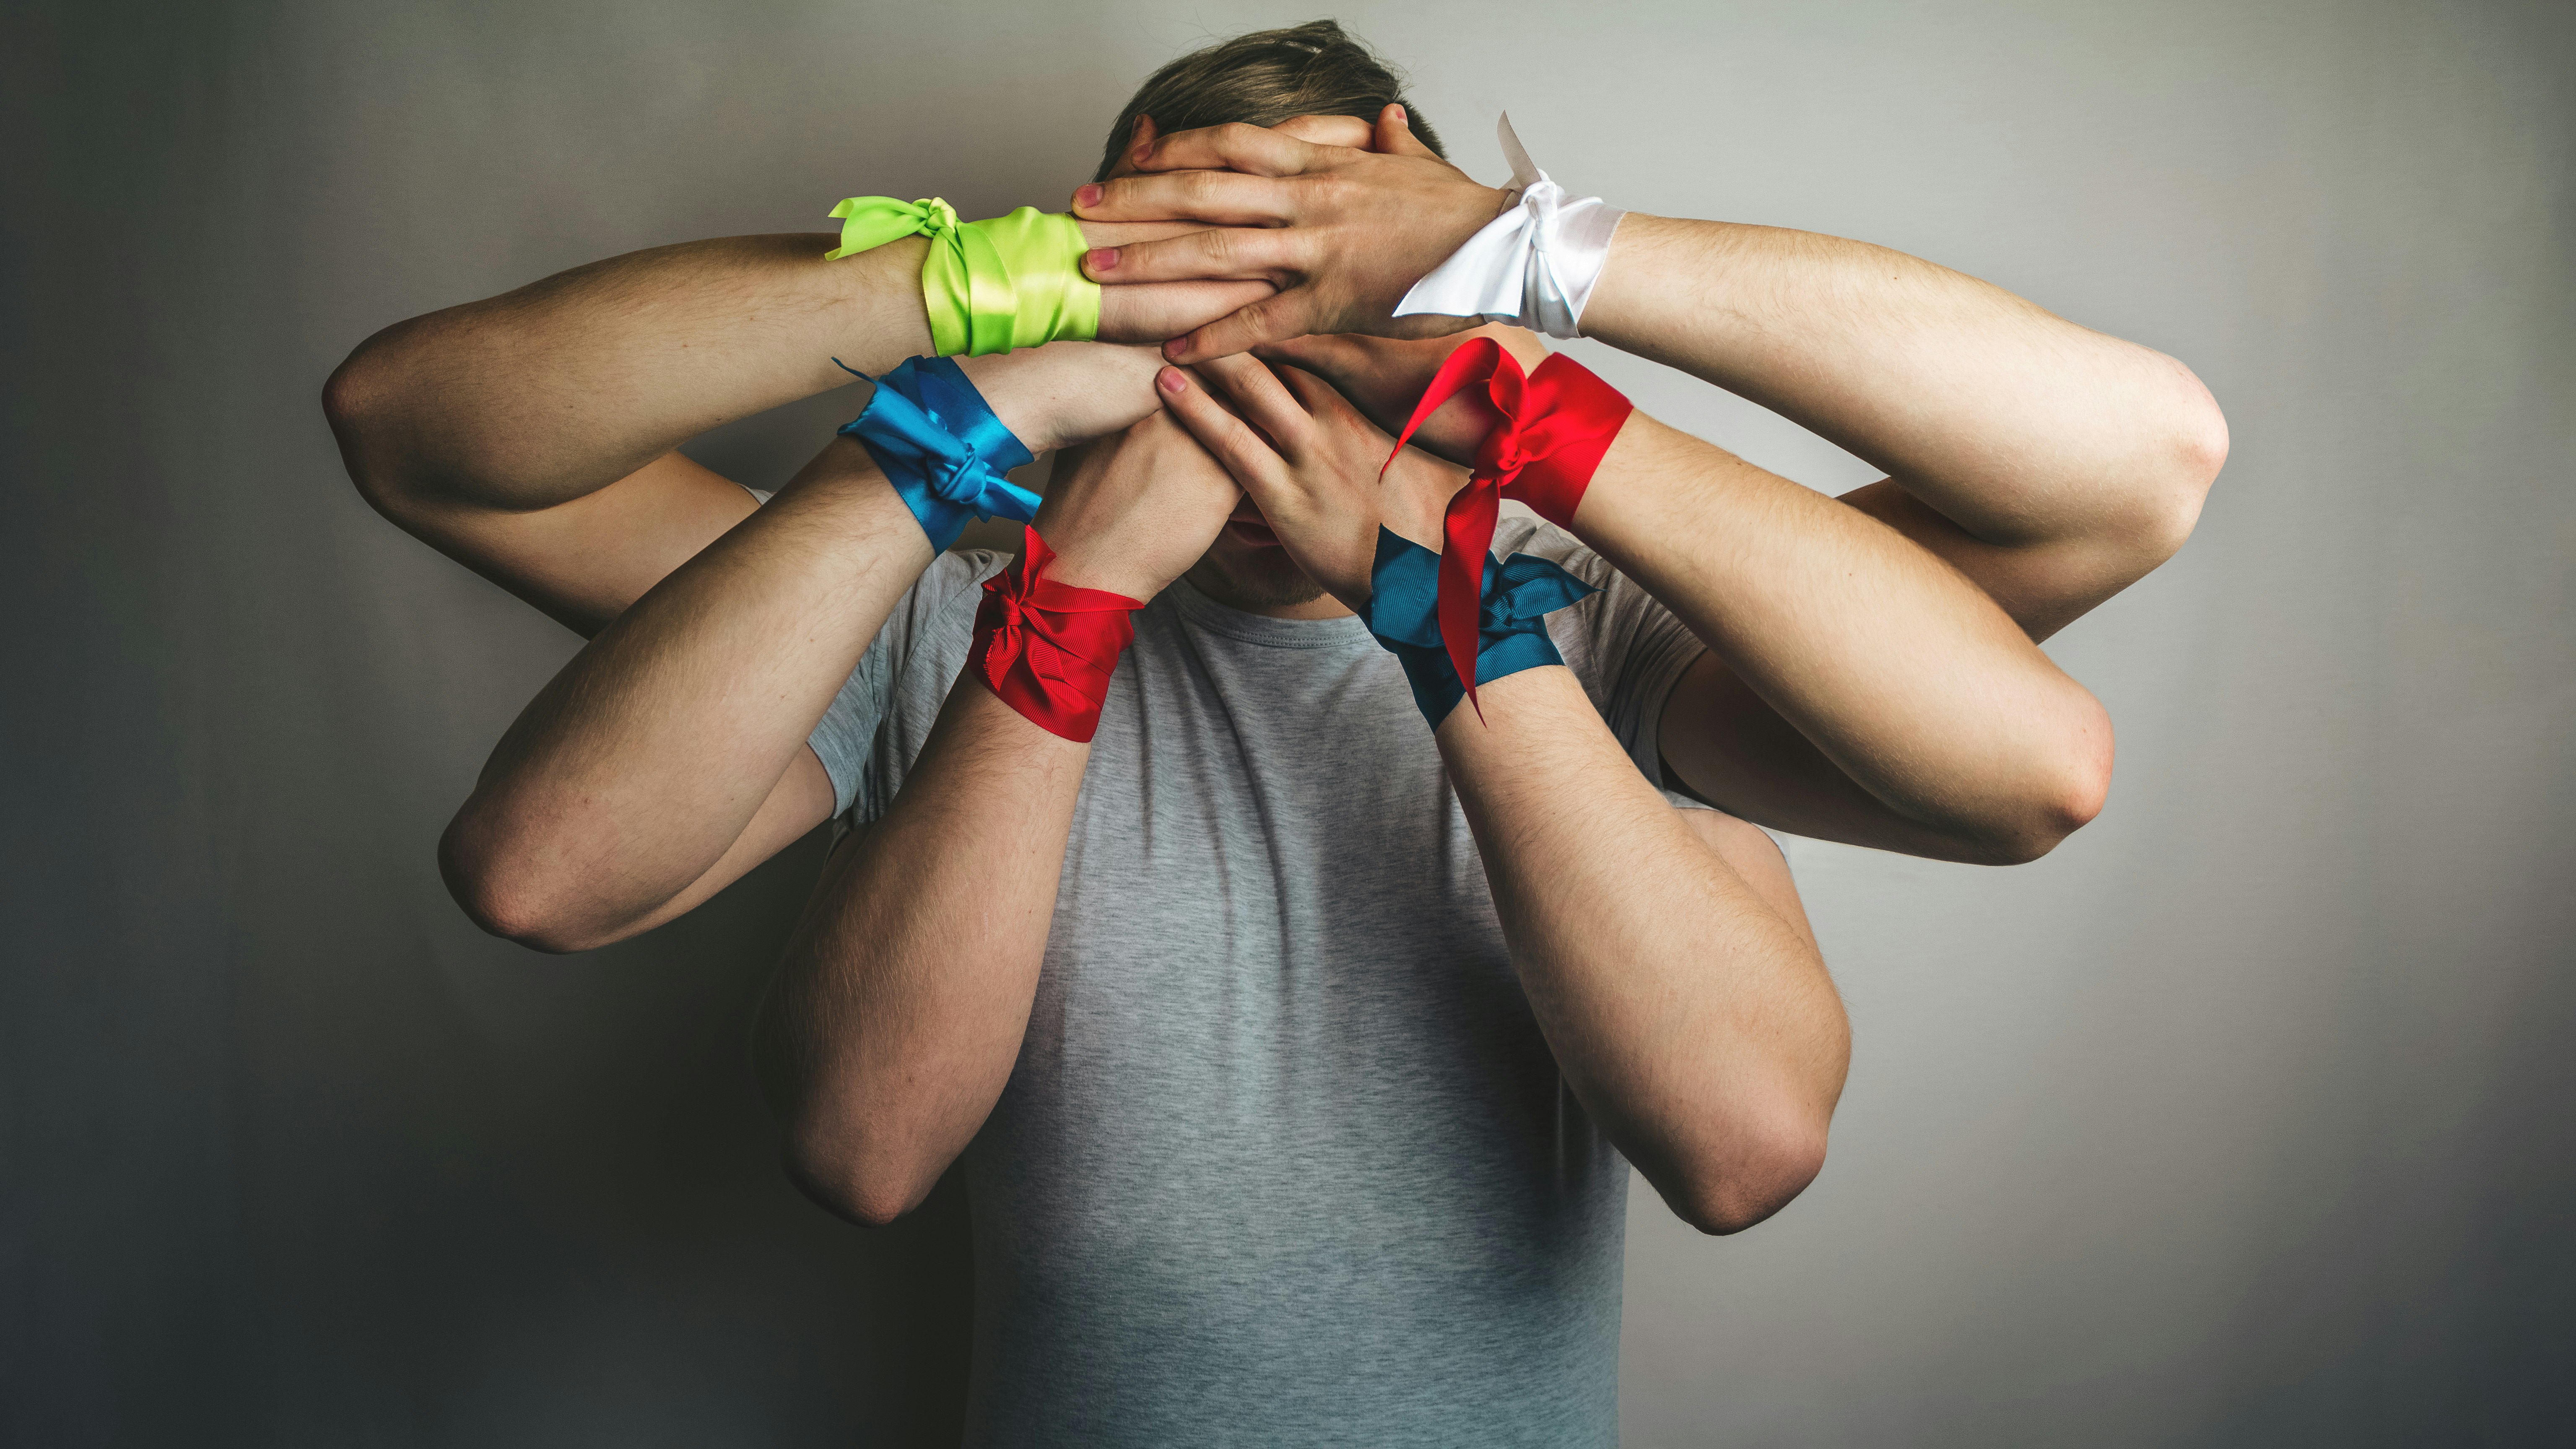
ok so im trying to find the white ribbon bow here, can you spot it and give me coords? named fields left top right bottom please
left=1392, top=113, right=1626, bottom=339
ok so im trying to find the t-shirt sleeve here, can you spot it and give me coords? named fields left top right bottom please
left=806, top=646, right=893, bottom=821
left=802, top=551, right=1010, bottom=822
left=742, top=482, right=881, bottom=818
left=1504, top=517, right=1708, bottom=791
left=1505, top=518, right=1797, bottom=861
left=1584, top=570, right=1709, bottom=794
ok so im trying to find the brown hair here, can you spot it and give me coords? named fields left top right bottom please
left=1093, top=20, right=1444, bottom=182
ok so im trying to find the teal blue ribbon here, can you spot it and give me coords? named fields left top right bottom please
left=836, top=356, right=1038, bottom=552
left=1361, top=527, right=1597, bottom=727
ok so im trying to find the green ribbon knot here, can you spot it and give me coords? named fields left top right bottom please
left=823, top=195, right=1099, bottom=357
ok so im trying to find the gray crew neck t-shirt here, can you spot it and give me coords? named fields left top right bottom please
left=803, top=517, right=1711, bottom=1448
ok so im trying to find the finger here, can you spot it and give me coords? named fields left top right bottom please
left=1374, top=104, right=1443, bottom=161
left=1084, top=228, right=1303, bottom=286
left=1193, top=353, right=1314, bottom=456
left=1113, top=113, right=1158, bottom=177
left=1271, top=362, right=1369, bottom=431
left=1270, top=113, right=1374, bottom=150
left=1254, top=333, right=1377, bottom=383
left=1096, top=279, right=1276, bottom=345
left=1163, top=293, right=1311, bottom=365
left=1075, top=218, right=1223, bottom=249
left=1154, top=365, right=1290, bottom=493
left=1074, top=169, right=1293, bottom=226
left=1131, top=120, right=1331, bottom=178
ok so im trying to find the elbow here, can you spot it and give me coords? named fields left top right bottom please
left=322, top=326, right=437, bottom=521
left=1983, top=743, right=2112, bottom=863
left=1660, top=1117, right=1832, bottom=1237
left=779, top=1122, right=941, bottom=1229
left=1955, top=694, right=2115, bottom=865
left=436, top=807, right=628, bottom=955
left=322, top=342, right=402, bottom=515
left=2126, top=359, right=2231, bottom=566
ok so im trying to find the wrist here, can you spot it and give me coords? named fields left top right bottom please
left=954, top=343, right=1163, bottom=454
left=971, top=525, right=1142, bottom=744
left=820, top=234, right=937, bottom=360
left=1393, top=119, right=1626, bottom=340
left=1545, top=411, right=1661, bottom=547
left=1040, top=539, right=1160, bottom=601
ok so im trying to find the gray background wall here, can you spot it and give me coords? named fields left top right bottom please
left=4, top=0, right=2569, bottom=1443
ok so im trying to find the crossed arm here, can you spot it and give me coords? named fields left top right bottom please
left=324, top=224, right=1259, bottom=950
left=1077, top=110, right=2227, bottom=859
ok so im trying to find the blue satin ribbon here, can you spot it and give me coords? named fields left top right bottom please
left=1361, top=527, right=1597, bottom=728
left=836, top=356, right=1039, bottom=552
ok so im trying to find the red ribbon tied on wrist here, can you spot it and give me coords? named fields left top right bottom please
left=1381, top=337, right=1633, bottom=718
left=972, top=525, right=1142, bottom=743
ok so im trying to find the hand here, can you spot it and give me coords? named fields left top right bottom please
left=1082, top=220, right=1278, bottom=345
left=1070, top=105, right=1511, bottom=362
left=1254, top=325, right=1549, bottom=467
left=1033, top=407, right=1242, bottom=600
left=1152, top=355, right=1467, bottom=611
left=1076, top=111, right=1374, bottom=345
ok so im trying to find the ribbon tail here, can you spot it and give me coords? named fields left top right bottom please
left=1383, top=337, right=1508, bottom=478
left=1440, top=482, right=1501, bottom=723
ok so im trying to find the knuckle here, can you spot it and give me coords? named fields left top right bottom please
left=1183, top=170, right=1228, bottom=208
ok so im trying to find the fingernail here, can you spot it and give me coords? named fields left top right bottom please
left=1133, top=141, right=1152, bottom=163
left=1085, top=247, right=1119, bottom=273
left=1158, top=367, right=1187, bottom=394
left=1074, top=184, right=1101, bottom=209
left=1392, top=104, right=1407, bottom=125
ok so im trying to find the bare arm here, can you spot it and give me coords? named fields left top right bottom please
left=436, top=342, right=1178, bottom=952
left=1579, top=214, right=2227, bottom=641
left=324, top=227, right=1266, bottom=634
left=1150, top=359, right=1843, bottom=1232
left=320, top=198, right=1261, bottom=947
left=1440, top=667, right=1844, bottom=1233
left=1076, top=115, right=2225, bottom=857
left=1167, top=339, right=2112, bottom=863
left=755, top=410, right=1243, bottom=1223
left=1075, top=110, right=2225, bottom=639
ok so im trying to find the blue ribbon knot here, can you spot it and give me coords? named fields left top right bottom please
left=836, top=355, right=1038, bottom=552
left=1361, top=527, right=1597, bottom=728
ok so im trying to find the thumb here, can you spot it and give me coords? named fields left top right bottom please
left=1376, top=104, right=1439, bottom=160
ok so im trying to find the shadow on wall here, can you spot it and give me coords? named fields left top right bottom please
left=230, top=828, right=978, bottom=1443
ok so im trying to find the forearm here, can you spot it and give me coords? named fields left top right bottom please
left=332, top=234, right=932, bottom=512
left=1574, top=414, right=2114, bottom=852
left=1581, top=215, right=2225, bottom=549
left=437, top=336, right=1176, bottom=949
left=1438, top=667, right=1846, bottom=1233
left=756, top=681, right=1088, bottom=1226
left=444, top=442, right=930, bottom=949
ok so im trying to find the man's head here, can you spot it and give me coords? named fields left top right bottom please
left=1086, top=21, right=1441, bottom=613
left=1093, top=21, right=1444, bottom=184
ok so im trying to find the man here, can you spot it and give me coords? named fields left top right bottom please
left=325, top=20, right=2223, bottom=1445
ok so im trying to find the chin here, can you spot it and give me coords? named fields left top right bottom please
left=1193, top=539, right=1328, bottom=610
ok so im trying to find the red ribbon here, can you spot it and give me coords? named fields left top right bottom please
left=971, top=525, right=1141, bottom=743
left=1382, top=338, right=1633, bottom=717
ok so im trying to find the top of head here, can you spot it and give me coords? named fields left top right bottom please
left=1093, top=19, right=1446, bottom=183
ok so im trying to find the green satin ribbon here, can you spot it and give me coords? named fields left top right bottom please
left=824, top=196, right=1100, bottom=356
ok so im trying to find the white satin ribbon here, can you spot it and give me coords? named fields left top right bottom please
left=1392, top=113, right=1626, bottom=339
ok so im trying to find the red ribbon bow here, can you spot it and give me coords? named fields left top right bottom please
left=973, top=526, right=1142, bottom=743
left=1382, top=338, right=1634, bottom=717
